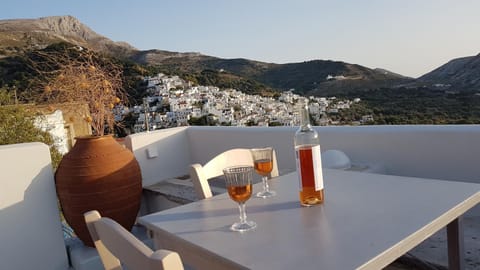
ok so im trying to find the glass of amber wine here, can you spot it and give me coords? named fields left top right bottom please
left=251, top=147, right=276, bottom=198
left=223, top=166, right=257, bottom=232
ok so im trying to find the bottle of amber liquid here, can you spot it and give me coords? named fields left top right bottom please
left=294, top=99, right=324, bottom=206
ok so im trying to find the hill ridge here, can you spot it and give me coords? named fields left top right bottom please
left=418, top=53, right=480, bottom=90
left=0, top=15, right=419, bottom=96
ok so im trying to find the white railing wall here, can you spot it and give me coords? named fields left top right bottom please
left=0, top=143, right=69, bottom=270
left=128, top=125, right=480, bottom=185
left=125, top=127, right=192, bottom=187
left=317, top=125, right=480, bottom=182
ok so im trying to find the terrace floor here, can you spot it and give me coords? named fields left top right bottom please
left=408, top=216, right=480, bottom=269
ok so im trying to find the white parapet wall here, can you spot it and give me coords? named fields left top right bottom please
left=187, top=125, right=480, bottom=183
left=125, top=126, right=192, bottom=187
left=127, top=125, right=480, bottom=184
left=316, top=125, right=480, bottom=182
left=0, top=143, right=69, bottom=270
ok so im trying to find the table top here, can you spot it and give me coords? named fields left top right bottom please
left=139, top=169, right=480, bottom=270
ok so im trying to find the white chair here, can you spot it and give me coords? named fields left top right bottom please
left=84, top=210, right=184, bottom=270
left=190, top=148, right=279, bottom=199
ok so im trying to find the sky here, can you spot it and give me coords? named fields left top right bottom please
left=1, top=0, right=480, bottom=78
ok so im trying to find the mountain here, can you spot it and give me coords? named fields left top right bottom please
left=0, top=15, right=412, bottom=96
left=132, top=50, right=412, bottom=96
left=0, top=15, right=135, bottom=57
left=254, top=61, right=409, bottom=96
left=418, top=54, right=480, bottom=91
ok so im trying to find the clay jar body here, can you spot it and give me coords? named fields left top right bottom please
left=55, top=135, right=142, bottom=247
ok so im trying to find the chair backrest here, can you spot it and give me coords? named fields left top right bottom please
left=190, top=148, right=279, bottom=199
left=84, top=210, right=184, bottom=270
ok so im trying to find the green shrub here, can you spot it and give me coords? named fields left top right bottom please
left=0, top=104, right=63, bottom=168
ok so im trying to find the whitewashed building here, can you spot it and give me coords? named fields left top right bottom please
left=34, top=110, right=69, bottom=154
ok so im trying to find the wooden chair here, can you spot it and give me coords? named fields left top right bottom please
left=190, top=148, right=279, bottom=199
left=84, top=210, right=184, bottom=270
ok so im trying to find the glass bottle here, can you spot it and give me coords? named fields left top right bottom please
left=294, top=98, right=324, bottom=206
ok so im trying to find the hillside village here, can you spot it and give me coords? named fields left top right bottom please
left=130, top=73, right=370, bottom=132
left=29, top=73, right=370, bottom=155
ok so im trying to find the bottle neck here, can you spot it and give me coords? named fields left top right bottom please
left=300, top=103, right=311, bottom=129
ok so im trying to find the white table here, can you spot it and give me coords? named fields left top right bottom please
left=138, top=169, right=480, bottom=270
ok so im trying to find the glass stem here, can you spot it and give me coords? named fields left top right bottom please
left=238, top=202, right=247, bottom=224
left=262, top=176, right=270, bottom=192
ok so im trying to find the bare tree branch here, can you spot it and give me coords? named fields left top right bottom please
left=28, top=46, right=126, bottom=136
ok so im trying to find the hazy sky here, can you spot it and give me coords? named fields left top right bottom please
left=1, top=0, right=479, bottom=78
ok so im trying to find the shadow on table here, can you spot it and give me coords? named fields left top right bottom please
left=146, top=200, right=300, bottom=223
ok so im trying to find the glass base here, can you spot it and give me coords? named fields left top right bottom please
left=256, top=190, right=276, bottom=198
left=231, top=220, right=257, bottom=232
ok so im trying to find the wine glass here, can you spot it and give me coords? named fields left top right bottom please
left=251, top=147, right=276, bottom=198
left=223, top=166, right=257, bottom=232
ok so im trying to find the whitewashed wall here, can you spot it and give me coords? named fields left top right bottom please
left=189, top=125, right=480, bottom=183
left=34, top=110, right=69, bottom=154
left=125, top=127, right=191, bottom=187
left=128, top=125, right=480, bottom=184
left=0, top=143, right=68, bottom=270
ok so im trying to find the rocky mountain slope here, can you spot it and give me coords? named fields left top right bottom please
left=418, top=53, right=480, bottom=91
left=0, top=15, right=135, bottom=57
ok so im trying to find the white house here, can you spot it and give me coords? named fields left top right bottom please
left=34, top=110, right=69, bottom=154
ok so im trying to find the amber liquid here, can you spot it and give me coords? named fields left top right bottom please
left=299, top=187, right=324, bottom=206
left=227, top=184, right=253, bottom=203
left=254, top=159, right=273, bottom=176
left=297, top=146, right=324, bottom=206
